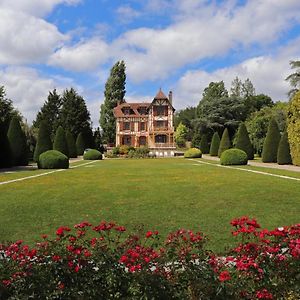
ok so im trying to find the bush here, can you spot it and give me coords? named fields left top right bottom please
left=218, top=128, right=231, bottom=157
left=262, top=117, right=281, bottom=163
left=1, top=217, right=299, bottom=299
left=209, top=132, right=220, bottom=156
left=235, top=123, right=254, bottom=160
left=184, top=148, right=202, bottom=158
left=277, top=131, right=292, bottom=165
left=191, top=132, right=201, bottom=149
left=112, top=146, right=120, bottom=155
left=119, top=145, right=132, bottom=155
left=83, top=149, right=102, bottom=160
left=66, top=131, right=77, bottom=158
left=38, top=150, right=69, bottom=169
left=200, top=134, right=209, bottom=154
left=128, top=147, right=150, bottom=158
left=7, top=117, right=28, bottom=166
left=220, top=148, right=248, bottom=165
left=53, top=126, right=69, bottom=157
left=33, top=120, right=52, bottom=163
left=76, top=132, right=85, bottom=156
left=287, top=91, right=300, bottom=165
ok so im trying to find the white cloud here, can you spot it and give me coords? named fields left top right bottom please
left=49, top=38, right=109, bottom=72
left=175, top=38, right=300, bottom=109
left=0, top=8, right=67, bottom=65
left=116, top=5, right=141, bottom=24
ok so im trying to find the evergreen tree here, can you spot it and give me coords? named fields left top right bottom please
left=33, top=89, right=62, bottom=140
left=53, top=126, right=69, bottom=157
left=209, top=132, right=220, bottom=156
left=218, top=128, right=231, bottom=157
left=7, top=117, right=28, bottom=166
left=76, top=132, right=86, bottom=156
left=199, top=134, right=209, bottom=154
left=277, top=131, right=292, bottom=165
left=100, top=61, right=126, bottom=145
left=60, top=88, right=92, bottom=139
left=191, top=132, right=201, bottom=149
left=66, top=131, right=77, bottom=158
left=0, top=121, right=12, bottom=168
left=235, top=123, right=254, bottom=160
left=262, top=118, right=281, bottom=163
left=33, top=120, right=52, bottom=162
left=94, top=127, right=104, bottom=152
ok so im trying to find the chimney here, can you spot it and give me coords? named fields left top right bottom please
left=168, top=91, right=173, bottom=104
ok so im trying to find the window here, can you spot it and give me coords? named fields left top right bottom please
left=123, top=122, right=130, bottom=130
left=123, top=136, right=131, bottom=145
left=155, top=135, right=167, bottom=143
left=139, top=136, right=146, bottom=145
left=155, top=106, right=167, bottom=116
left=155, top=121, right=165, bottom=128
left=138, top=107, right=147, bottom=115
left=140, top=122, right=145, bottom=131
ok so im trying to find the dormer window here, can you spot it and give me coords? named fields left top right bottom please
left=123, top=108, right=130, bottom=115
left=138, top=107, right=147, bottom=115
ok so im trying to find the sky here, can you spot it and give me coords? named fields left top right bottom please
left=0, top=0, right=300, bottom=127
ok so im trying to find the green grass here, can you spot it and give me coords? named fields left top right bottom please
left=0, top=158, right=299, bottom=253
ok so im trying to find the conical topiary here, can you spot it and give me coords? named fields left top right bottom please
left=76, top=132, right=85, bottom=156
left=34, top=120, right=52, bottom=163
left=277, top=131, right=292, bottom=165
left=191, top=132, right=201, bottom=149
left=218, top=128, right=231, bottom=157
left=200, top=134, right=209, bottom=154
left=0, top=122, right=12, bottom=168
left=209, top=132, right=220, bottom=156
left=53, top=126, right=69, bottom=157
left=235, top=122, right=254, bottom=160
left=7, top=117, right=28, bottom=166
left=66, top=131, right=77, bottom=158
left=262, top=118, right=281, bottom=163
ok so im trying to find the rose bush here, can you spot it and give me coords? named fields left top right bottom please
left=0, top=217, right=299, bottom=299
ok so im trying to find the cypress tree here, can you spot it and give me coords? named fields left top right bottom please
left=0, top=122, right=12, bottom=168
left=34, top=120, right=52, bottom=162
left=262, top=118, right=281, bottom=163
left=200, top=134, right=209, bottom=154
left=235, top=122, right=254, bottom=160
left=53, top=126, right=69, bottom=157
left=7, top=117, right=28, bottom=166
left=66, top=131, right=77, bottom=158
left=218, top=128, right=231, bottom=157
left=209, top=132, right=220, bottom=156
left=76, top=132, right=85, bottom=156
left=277, top=131, right=292, bottom=165
left=191, top=132, right=201, bottom=149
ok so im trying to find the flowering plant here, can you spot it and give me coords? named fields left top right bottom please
left=0, top=217, right=299, bottom=299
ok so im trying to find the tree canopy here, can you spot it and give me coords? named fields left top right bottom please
left=286, top=60, right=300, bottom=98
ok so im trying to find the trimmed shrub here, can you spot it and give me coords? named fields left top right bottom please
left=66, top=131, right=77, bottom=158
left=220, top=148, right=248, bottom=165
left=34, top=121, right=52, bottom=163
left=235, top=123, right=254, bottom=160
left=199, top=134, right=209, bottom=154
left=53, top=126, right=68, bottom=157
left=0, top=122, right=12, bottom=168
left=83, top=149, right=102, bottom=160
left=191, top=132, right=201, bottom=149
left=76, top=132, right=85, bottom=156
left=7, top=117, right=28, bottom=166
left=184, top=148, right=202, bottom=158
left=218, top=128, right=231, bottom=157
left=112, top=146, right=120, bottom=155
left=277, top=131, right=292, bottom=165
left=209, top=132, right=220, bottom=156
left=287, top=91, right=300, bottom=165
left=39, top=150, right=69, bottom=169
left=119, top=145, right=130, bottom=155
left=262, top=118, right=281, bottom=163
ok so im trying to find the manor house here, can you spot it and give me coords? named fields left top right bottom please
left=113, top=89, right=176, bottom=156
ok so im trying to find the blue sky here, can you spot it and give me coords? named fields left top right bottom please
left=0, top=0, right=300, bottom=126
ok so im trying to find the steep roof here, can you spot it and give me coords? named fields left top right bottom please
left=154, top=88, right=168, bottom=100
left=113, top=102, right=150, bottom=118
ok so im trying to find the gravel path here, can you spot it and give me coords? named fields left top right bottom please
left=202, top=154, right=300, bottom=173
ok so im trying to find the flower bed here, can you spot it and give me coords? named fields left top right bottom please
left=0, top=217, right=299, bottom=299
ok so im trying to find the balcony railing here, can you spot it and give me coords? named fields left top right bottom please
left=151, top=143, right=176, bottom=148
left=152, top=127, right=170, bottom=132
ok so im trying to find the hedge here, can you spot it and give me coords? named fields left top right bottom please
left=38, top=150, right=69, bottom=169
left=220, top=148, right=248, bottom=165
left=184, top=148, right=202, bottom=158
left=83, top=149, right=102, bottom=160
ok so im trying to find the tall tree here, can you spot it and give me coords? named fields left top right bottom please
left=33, top=120, right=52, bottom=162
left=241, top=78, right=256, bottom=98
left=7, top=117, right=28, bottom=166
left=100, top=61, right=126, bottom=145
left=286, top=60, right=300, bottom=98
left=60, top=88, right=92, bottom=139
left=230, top=77, right=243, bottom=97
left=174, top=106, right=196, bottom=140
left=33, top=89, right=62, bottom=141
left=191, top=132, right=201, bottom=149
left=0, top=121, right=12, bottom=168
left=94, top=127, right=104, bottom=152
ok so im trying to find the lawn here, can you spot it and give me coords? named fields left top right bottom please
left=0, top=158, right=299, bottom=253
